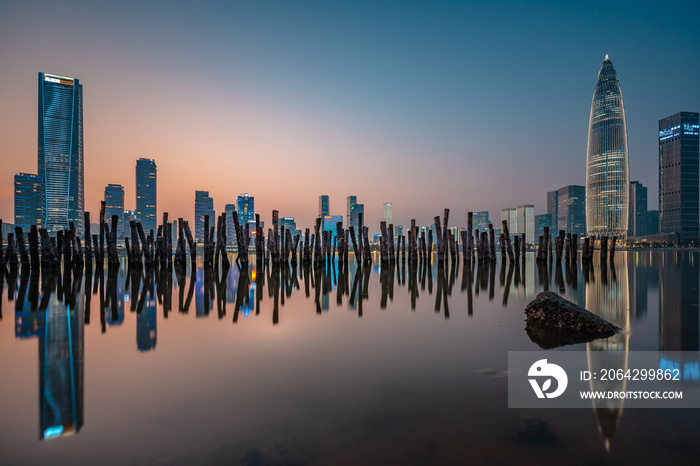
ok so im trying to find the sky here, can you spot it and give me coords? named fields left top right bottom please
left=1, top=0, right=699, bottom=233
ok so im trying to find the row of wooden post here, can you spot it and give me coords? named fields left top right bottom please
left=1, top=209, right=621, bottom=272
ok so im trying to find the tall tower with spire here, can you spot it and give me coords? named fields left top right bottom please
left=585, top=55, right=629, bottom=239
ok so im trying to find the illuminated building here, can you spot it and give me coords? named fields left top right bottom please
left=135, top=158, right=157, bottom=233
left=38, top=72, right=83, bottom=233
left=346, top=195, right=356, bottom=229
left=659, top=112, right=699, bottom=242
left=14, top=173, right=45, bottom=232
left=383, top=202, right=393, bottom=225
left=319, top=195, right=329, bottom=217
left=194, top=190, right=215, bottom=242
left=628, top=181, right=647, bottom=238
left=585, top=55, right=629, bottom=239
left=104, top=184, right=125, bottom=239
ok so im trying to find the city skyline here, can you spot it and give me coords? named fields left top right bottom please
left=1, top=1, right=700, bottom=232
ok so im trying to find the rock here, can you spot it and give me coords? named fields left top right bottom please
left=524, top=291, right=619, bottom=348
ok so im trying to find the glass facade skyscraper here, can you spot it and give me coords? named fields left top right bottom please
left=194, top=190, right=215, bottom=242
left=383, top=202, right=393, bottom=225
left=135, top=158, right=157, bottom=233
left=659, top=112, right=699, bottom=242
left=38, top=73, right=83, bottom=234
left=14, top=173, right=45, bottom=233
left=104, top=184, right=125, bottom=240
left=585, top=55, right=629, bottom=239
left=628, top=180, right=648, bottom=238
left=319, top=195, right=329, bottom=218
left=237, top=194, right=254, bottom=225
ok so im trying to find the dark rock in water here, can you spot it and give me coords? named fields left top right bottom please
left=524, top=291, right=619, bottom=349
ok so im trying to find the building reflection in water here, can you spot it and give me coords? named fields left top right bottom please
left=659, top=251, right=699, bottom=384
left=39, top=267, right=85, bottom=439
left=586, top=253, right=629, bottom=452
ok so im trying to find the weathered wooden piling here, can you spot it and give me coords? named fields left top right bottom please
left=489, top=224, right=496, bottom=261
left=15, top=227, right=30, bottom=266
left=380, top=221, right=389, bottom=263
left=84, top=212, right=92, bottom=269
left=4, top=233, right=17, bottom=268
left=466, top=212, right=474, bottom=260
left=501, top=220, right=515, bottom=262
left=600, top=236, right=608, bottom=262
left=362, top=226, right=372, bottom=263
left=183, top=220, right=196, bottom=267
left=571, top=234, right=578, bottom=261
left=28, top=225, right=40, bottom=266
left=513, top=235, right=520, bottom=262
left=107, top=215, right=119, bottom=266
left=99, top=201, right=106, bottom=264
left=609, top=236, right=616, bottom=262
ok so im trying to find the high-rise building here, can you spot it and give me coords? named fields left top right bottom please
left=557, top=185, right=585, bottom=236
left=237, top=193, right=254, bottom=225
left=14, top=173, right=45, bottom=232
left=501, top=208, right=517, bottom=234
left=535, top=214, right=552, bottom=242
left=135, top=158, right=157, bottom=233
left=194, top=191, right=215, bottom=242
left=585, top=55, right=629, bottom=239
left=38, top=73, right=83, bottom=233
left=659, top=112, right=699, bottom=242
left=547, top=190, right=558, bottom=232
left=323, top=215, right=343, bottom=240
left=628, top=181, right=648, bottom=238
left=383, top=202, right=393, bottom=225
left=104, top=184, right=125, bottom=239
left=646, top=210, right=659, bottom=236
left=346, top=196, right=356, bottom=229
left=472, top=211, right=490, bottom=231
left=319, top=195, right=329, bottom=217
left=516, top=205, right=535, bottom=244
left=352, top=204, right=364, bottom=230
left=225, top=204, right=237, bottom=250
left=280, top=217, right=300, bottom=238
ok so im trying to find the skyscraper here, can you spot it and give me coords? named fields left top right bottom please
left=225, top=204, right=237, bottom=250
left=194, top=191, right=215, bottom=242
left=346, top=195, right=357, bottom=229
left=557, top=185, right=586, bottom=236
left=319, top=195, right=329, bottom=217
left=104, top=184, right=125, bottom=239
left=38, top=73, right=83, bottom=233
left=516, top=204, right=534, bottom=244
left=585, top=55, right=629, bottom=239
left=383, top=202, right=393, bottom=225
left=135, top=158, right=157, bottom=233
left=14, top=173, right=45, bottom=232
left=628, top=181, right=648, bottom=238
left=659, top=112, right=699, bottom=242
left=237, top=193, right=254, bottom=225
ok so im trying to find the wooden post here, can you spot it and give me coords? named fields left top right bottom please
left=304, top=227, right=312, bottom=263
left=434, top=216, right=444, bottom=261
left=4, top=233, right=17, bottom=268
left=488, top=224, right=496, bottom=262
left=499, top=233, right=506, bottom=262
left=108, top=215, right=119, bottom=265
left=99, top=200, right=106, bottom=263
left=565, top=233, right=571, bottom=262
left=571, top=234, right=578, bottom=261
left=28, top=225, right=40, bottom=266
left=501, top=220, right=515, bottom=262
left=84, top=212, right=92, bottom=268
left=183, top=220, right=196, bottom=267
left=609, top=236, right=616, bottom=262
left=380, top=221, right=388, bottom=263
left=314, top=218, right=322, bottom=263
left=467, top=212, right=474, bottom=261
left=388, top=224, right=395, bottom=262
left=362, top=226, right=372, bottom=263
left=15, top=227, right=30, bottom=266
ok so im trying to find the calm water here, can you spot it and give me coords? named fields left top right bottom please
left=0, top=251, right=698, bottom=465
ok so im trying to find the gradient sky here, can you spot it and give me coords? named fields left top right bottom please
left=1, top=0, right=699, bottom=233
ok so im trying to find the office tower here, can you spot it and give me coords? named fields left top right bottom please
left=501, top=208, right=517, bottom=234
left=516, top=205, right=534, bottom=244
left=14, top=173, right=45, bottom=232
left=38, top=73, right=83, bottom=233
left=646, top=210, right=659, bottom=236
left=352, top=204, right=364, bottom=230
left=280, top=217, right=300, bottom=237
left=383, top=203, right=393, bottom=225
left=194, top=190, right=215, bottom=242
left=585, top=55, right=629, bottom=239
left=135, top=158, right=157, bottom=233
left=628, top=181, right=648, bottom=238
left=323, top=215, right=343, bottom=240
left=346, top=196, right=356, bottom=229
left=535, top=214, right=552, bottom=241
left=104, top=184, right=125, bottom=239
left=225, top=204, right=237, bottom=250
left=659, top=112, right=700, bottom=242
left=546, top=190, right=558, bottom=232
left=557, top=185, right=585, bottom=236
left=237, top=193, right=254, bottom=225
left=319, top=195, right=329, bottom=218
left=472, top=211, right=490, bottom=231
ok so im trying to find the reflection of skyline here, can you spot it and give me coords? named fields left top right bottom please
left=659, top=251, right=699, bottom=384
left=39, top=270, right=84, bottom=440
left=586, top=254, right=630, bottom=453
